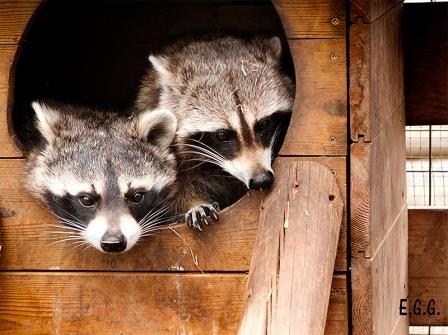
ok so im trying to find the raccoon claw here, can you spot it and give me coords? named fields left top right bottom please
left=185, top=203, right=220, bottom=231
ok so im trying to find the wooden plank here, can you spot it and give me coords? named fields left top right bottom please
left=351, top=0, right=402, bottom=23
left=273, top=0, right=345, bottom=39
left=351, top=102, right=406, bottom=257
left=0, top=272, right=348, bottom=334
left=0, top=0, right=40, bottom=45
left=352, top=207, right=408, bottom=335
left=280, top=39, right=346, bottom=156
left=408, top=209, right=448, bottom=326
left=404, top=3, right=448, bottom=125
left=238, top=161, right=343, bottom=335
left=0, top=156, right=347, bottom=271
left=0, top=46, right=23, bottom=157
left=350, top=4, right=404, bottom=142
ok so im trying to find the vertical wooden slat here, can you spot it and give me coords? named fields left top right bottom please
left=350, top=2, right=408, bottom=335
left=238, top=161, right=343, bottom=335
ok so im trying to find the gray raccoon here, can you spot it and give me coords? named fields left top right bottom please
left=135, top=36, right=294, bottom=230
left=26, top=101, right=178, bottom=253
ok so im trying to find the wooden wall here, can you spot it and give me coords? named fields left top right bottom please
left=0, top=1, right=349, bottom=334
left=350, top=1, right=409, bottom=334
left=408, top=209, right=448, bottom=326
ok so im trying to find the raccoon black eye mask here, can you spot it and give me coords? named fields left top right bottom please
left=135, top=35, right=294, bottom=231
left=26, top=102, right=178, bottom=253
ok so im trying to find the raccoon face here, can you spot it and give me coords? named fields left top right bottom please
left=26, top=102, right=178, bottom=253
left=148, top=36, right=294, bottom=189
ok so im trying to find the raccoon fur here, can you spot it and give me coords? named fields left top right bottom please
left=135, top=36, right=294, bottom=230
left=26, top=101, right=178, bottom=253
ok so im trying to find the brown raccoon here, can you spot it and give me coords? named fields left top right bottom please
left=136, top=36, right=294, bottom=230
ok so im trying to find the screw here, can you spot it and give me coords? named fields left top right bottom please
left=329, top=137, right=337, bottom=144
left=330, top=53, right=337, bottom=61
left=332, top=17, right=339, bottom=25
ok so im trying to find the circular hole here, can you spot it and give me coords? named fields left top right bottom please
left=329, top=194, right=335, bottom=201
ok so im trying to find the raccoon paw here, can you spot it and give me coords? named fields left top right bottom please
left=185, top=202, right=220, bottom=231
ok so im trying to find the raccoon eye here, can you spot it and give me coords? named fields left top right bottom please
left=216, top=131, right=231, bottom=141
left=79, top=195, right=95, bottom=207
left=256, top=118, right=271, bottom=132
left=130, top=192, right=144, bottom=204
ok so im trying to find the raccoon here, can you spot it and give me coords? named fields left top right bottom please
left=135, top=36, right=294, bottom=230
left=26, top=101, right=178, bottom=253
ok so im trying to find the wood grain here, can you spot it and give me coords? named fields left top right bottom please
left=349, top=4, right=408, bottom=334
left=350, top=4, right=404, bottom=142
left=273, top=0, right=345, bottom=39
left=0, top=0, right=40, bottom=45
left=408, top=209, right=448, bottom=326
left=0, top=156, right=347, bottom=272
left=352, top=207, right=408, bottom=335
left=0, top=272, right=348, bottom=334
left=351, top=103, right=406, bottom=257
left=404, top=3, right=448, bottom=125
left=280, top=39, right=346, bottom=156
left=239, top=161, right=343, bottom=335
left=351, top=0, right=402, bottom=23
left=0, top=47, right=22, bottom=157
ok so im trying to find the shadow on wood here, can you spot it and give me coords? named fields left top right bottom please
left=238, top=161, right=343, bottom=335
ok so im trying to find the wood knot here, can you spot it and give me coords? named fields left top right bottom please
left=0, top=207, right=16, bottom=219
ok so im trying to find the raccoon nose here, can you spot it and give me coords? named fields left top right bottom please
left=249, top=171, right=274, bottom=190
left=100, top=231, right=127, bottom=253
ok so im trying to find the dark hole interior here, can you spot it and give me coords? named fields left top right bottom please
left=13, top=0, right=294, bottom=151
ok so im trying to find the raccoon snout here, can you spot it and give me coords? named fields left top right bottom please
left=249, top=171, right=274, bottom=190
left=100, top=231, right=127, bottom=253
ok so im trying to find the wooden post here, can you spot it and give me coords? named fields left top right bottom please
left=238, top=160, right=343, bottom=335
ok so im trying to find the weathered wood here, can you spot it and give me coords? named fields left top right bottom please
left=280, top=39, right=346, bottom=156
left=239, top=161, right=343, bottom=335
left=0, top=272, right=348, bottom=334
left=273, top=0, right=345, bottom=39
left=0, top=0, right=40, bottom=45
left=408, top=209, right=448, bottom=326
left=352, top=207, right=408, bottom=335
left=0, top=47, right=22, bottom=157
left=350, top=4, right=408, bottom=334
left=350, top=4, right=404, bottom=142
left=351, top=104, right=407, bottom=334
left=351, top=0, right=402, bottom=23
left=404, top=3, right=448, bottom=125
left=0, top=156, right=347, bottom=271
left=351, top=103, right=406, bottom=257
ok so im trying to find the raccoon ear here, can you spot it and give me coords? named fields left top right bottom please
left=265, top=36, right=282, bottom=60
left=31, top=101, right=61, bottom=144
left=135, top=108, right=177, bottom=150
left=149, top=55, right=173, bottom=91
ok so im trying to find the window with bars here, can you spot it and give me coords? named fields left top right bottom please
left=406, top=125, right=448, bottom=206
left=407, top=125, right=448, bottom=335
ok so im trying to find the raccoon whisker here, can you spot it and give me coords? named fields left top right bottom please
left=180, top=154, right=223, bottom=166
left=140, top=214, right=183, bottom=232
left=179, top=159, right=224, bottom=171
left=46, top=207, right=86, bottom=226
left=182, top=142, right=225, bottom=161
left=140, top=216, right=178, bottom=232
left=180, top=150, right=224, bottom=165
left=178, top=160, right=209, bottom=172
left=48, top=236, right=85, bottom=246
left=45, top=211, right=86, bottom=230
left=139, top=202, right=173, bottom=225
left=58, top=221, right=85, bottom=232
left=188, top=139, right=225, bottom=159
left=47, top=223, right=84, bottom=232
left=180, top=141, right=225, bottom=159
